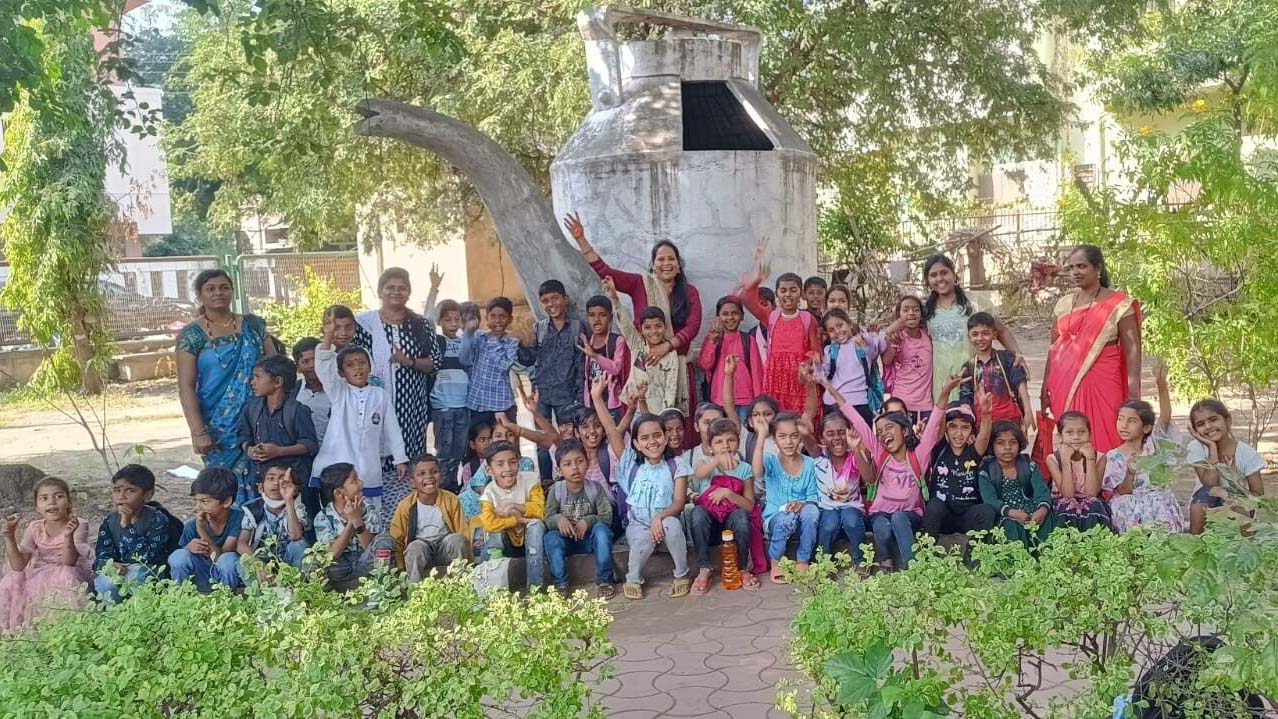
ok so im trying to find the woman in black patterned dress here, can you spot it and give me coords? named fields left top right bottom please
left=355, top=267, right=441, bottom=509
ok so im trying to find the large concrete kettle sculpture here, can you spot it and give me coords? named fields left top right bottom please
left=355, top=6, right=817, bottom=322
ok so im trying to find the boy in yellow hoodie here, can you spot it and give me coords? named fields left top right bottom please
left=389, top=455, right=471, bottom=582
left=479, top=441, right=546, bottom=589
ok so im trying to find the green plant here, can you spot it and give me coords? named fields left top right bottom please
left=0, top=556, right=616, bottom=718
left=257, top=267, right=363, bottom=349
left=785, top=503, right=1278, bottom=719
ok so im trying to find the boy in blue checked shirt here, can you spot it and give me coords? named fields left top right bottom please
left=520, top=280, right=585, bottom=484
left=461, top=296, right=523, bottom=426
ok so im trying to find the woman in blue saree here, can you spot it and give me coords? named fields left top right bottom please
left=176, top=270, right=274, bottom=505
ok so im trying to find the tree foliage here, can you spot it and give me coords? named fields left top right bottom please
left=257, top=267, right=363, bottom=349
left=1062, top=0, right=1278, bottom=443
left=162, top=0, right=1154, bottom=255
left=0, top=558, right=616, bottom=717
left=0, top=17, right=118, bottom=393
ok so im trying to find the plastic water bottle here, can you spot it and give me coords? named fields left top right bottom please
left=720, top=530, right=742, bottom=590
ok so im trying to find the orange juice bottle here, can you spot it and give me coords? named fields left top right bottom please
left=720, top=530, right=742, bottom=590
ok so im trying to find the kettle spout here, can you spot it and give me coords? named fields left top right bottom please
left=353, top=98, right=599, bottom=316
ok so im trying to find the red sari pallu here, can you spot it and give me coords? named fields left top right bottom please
left=1045, top=291, right=1140, bottom=455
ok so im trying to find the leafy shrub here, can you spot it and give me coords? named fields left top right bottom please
left=782, top=509, right=1278, bottom=719
left=258, top=267, right=363, bottom=349
left=0, top=556, right=616, bottom=718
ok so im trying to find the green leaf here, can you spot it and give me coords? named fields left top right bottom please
left=864, top=642, right=895, bottom=678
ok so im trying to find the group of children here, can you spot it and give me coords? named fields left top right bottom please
left=0, top=262, right=1269, bottom=631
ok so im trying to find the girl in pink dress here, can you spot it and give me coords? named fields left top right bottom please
left=0, top=477, right=94, bottom=633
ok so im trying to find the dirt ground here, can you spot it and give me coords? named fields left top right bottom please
left=0, top=320, right=1272, bottom=525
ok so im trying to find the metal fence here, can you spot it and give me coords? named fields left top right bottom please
left=819, top=208, right=1070, bottom=321
left=0, top=251, right=360, bottom=347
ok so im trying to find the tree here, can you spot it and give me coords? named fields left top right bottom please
left=0, top=17, right=118, bottom=394
left=1062, top=0, right=1278, bottom=443
left=165, top=0, right=1153, bottom=255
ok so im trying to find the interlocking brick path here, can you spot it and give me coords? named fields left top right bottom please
left=591, top=578, right=805, bottom=719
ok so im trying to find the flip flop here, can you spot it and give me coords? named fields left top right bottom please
left=770, top=571, right=788, bottom=585
left=692, top=570, right=713, bottom=596
left=742, top=573, right=761, bottom=591
left=623, top=582, right=643, bottom=600
left=669, top=577, right=692, bottom=598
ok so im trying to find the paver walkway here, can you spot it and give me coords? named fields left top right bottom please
left=592, top=579, right=805, bottom=718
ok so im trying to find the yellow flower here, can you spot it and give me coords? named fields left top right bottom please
left=1138, top=125, right=1154, bottom=137
left=1192, top=99, right=1207, bottom=113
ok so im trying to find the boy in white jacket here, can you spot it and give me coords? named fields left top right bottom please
left=310, top=317, right=408, bottom=513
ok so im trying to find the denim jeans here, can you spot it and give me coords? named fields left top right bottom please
left=818, top=506, right=867, bottom=564
left=543, top=522, right=614, bottom=588
left=93, top=564, right=152, bottom=604
left=482, top=520, right=546, bottom=588
left=767, top=503, right=820, bottom=562
left=869, top=511, right=922, bottom=567
left=535, top=400, right=576, bottom=483
left=168, top=549, right=243, bottom=593
left=430, top=406, right=470, bottom=492
left=688, top=505, right=751, bottom=569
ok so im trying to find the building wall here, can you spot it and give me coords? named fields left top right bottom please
left=105, top=85, right=173, bottom=243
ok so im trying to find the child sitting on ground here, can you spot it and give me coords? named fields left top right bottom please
left=312, top=317, right=408, bottom=515
left=822, top=371, right=961, bottom=571
left=1097, top=363, right=1187, bottom=534
left=752, top=411, right=820, bottom=583
left=92, top=465, right=181, bottom=603
left=689, top=418, right=763, bottom=593
left=238, top=354, right=317, bottom=499
left=312, top=462, right=394, bottom=591
left=922, top=394, right=998, bottom=538
left=390, top=455, right=470, bottom=582
left=960, top=312, right=1032, bottom=435
left=479, top=442, right=547, bottom=589
left=593, top=376, right=692, bottom=600
left=542, top=440, right=615, bottom=598
left=605, top=277, right=681, bottom=412
left=1045, top=412, right=1113, bottom=532
left=236, top=466, right=308, bottom=571
left=169, top=468, right=244, bottom=593
left=980, top=422, right=1054, bottom=550
left=1185, top=398, right=1266, bottom=535
left=1, top=477, right=94, bottom=633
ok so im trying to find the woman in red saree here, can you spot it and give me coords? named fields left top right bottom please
left=1041, top=245, right=1142, bottom=455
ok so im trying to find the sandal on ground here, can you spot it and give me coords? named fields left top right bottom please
left=669, top=577, right=692, bottom=598
left=597, top=583, right=616, bottom=599
left=742, top=573, right=761, bottom=591
left=770, top=569, right=788, bottom=585
left=623, top=582, right=644, bottom=600
left=692, top=569, right=713, bottom=596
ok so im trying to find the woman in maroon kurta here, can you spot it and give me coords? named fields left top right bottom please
left=564, top=214, right=703, bottom=415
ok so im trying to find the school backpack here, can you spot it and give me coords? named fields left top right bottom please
left=699, top=330, right=755, bottom=401
left=586, top=331, right=629, bottom=398
left=767, top=308, right=816, bottom=349
left=864, top=447, right=930, bottom=504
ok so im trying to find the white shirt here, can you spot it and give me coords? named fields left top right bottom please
left=1186, top=439, right=1266, bottom=492
left=415, top=502, right=447, bottom=542
left=296, top=384, right=332, bottom=442
left=311, top=348, right=408, bottom=496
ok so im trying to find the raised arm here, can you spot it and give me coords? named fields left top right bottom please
left=750, top=416, right=770, bottom=482
left=722, top=354, right=741, bottom=432
left=973, top=388, right=995, bottom=455
left=592, top=376, right=625, bottom=459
